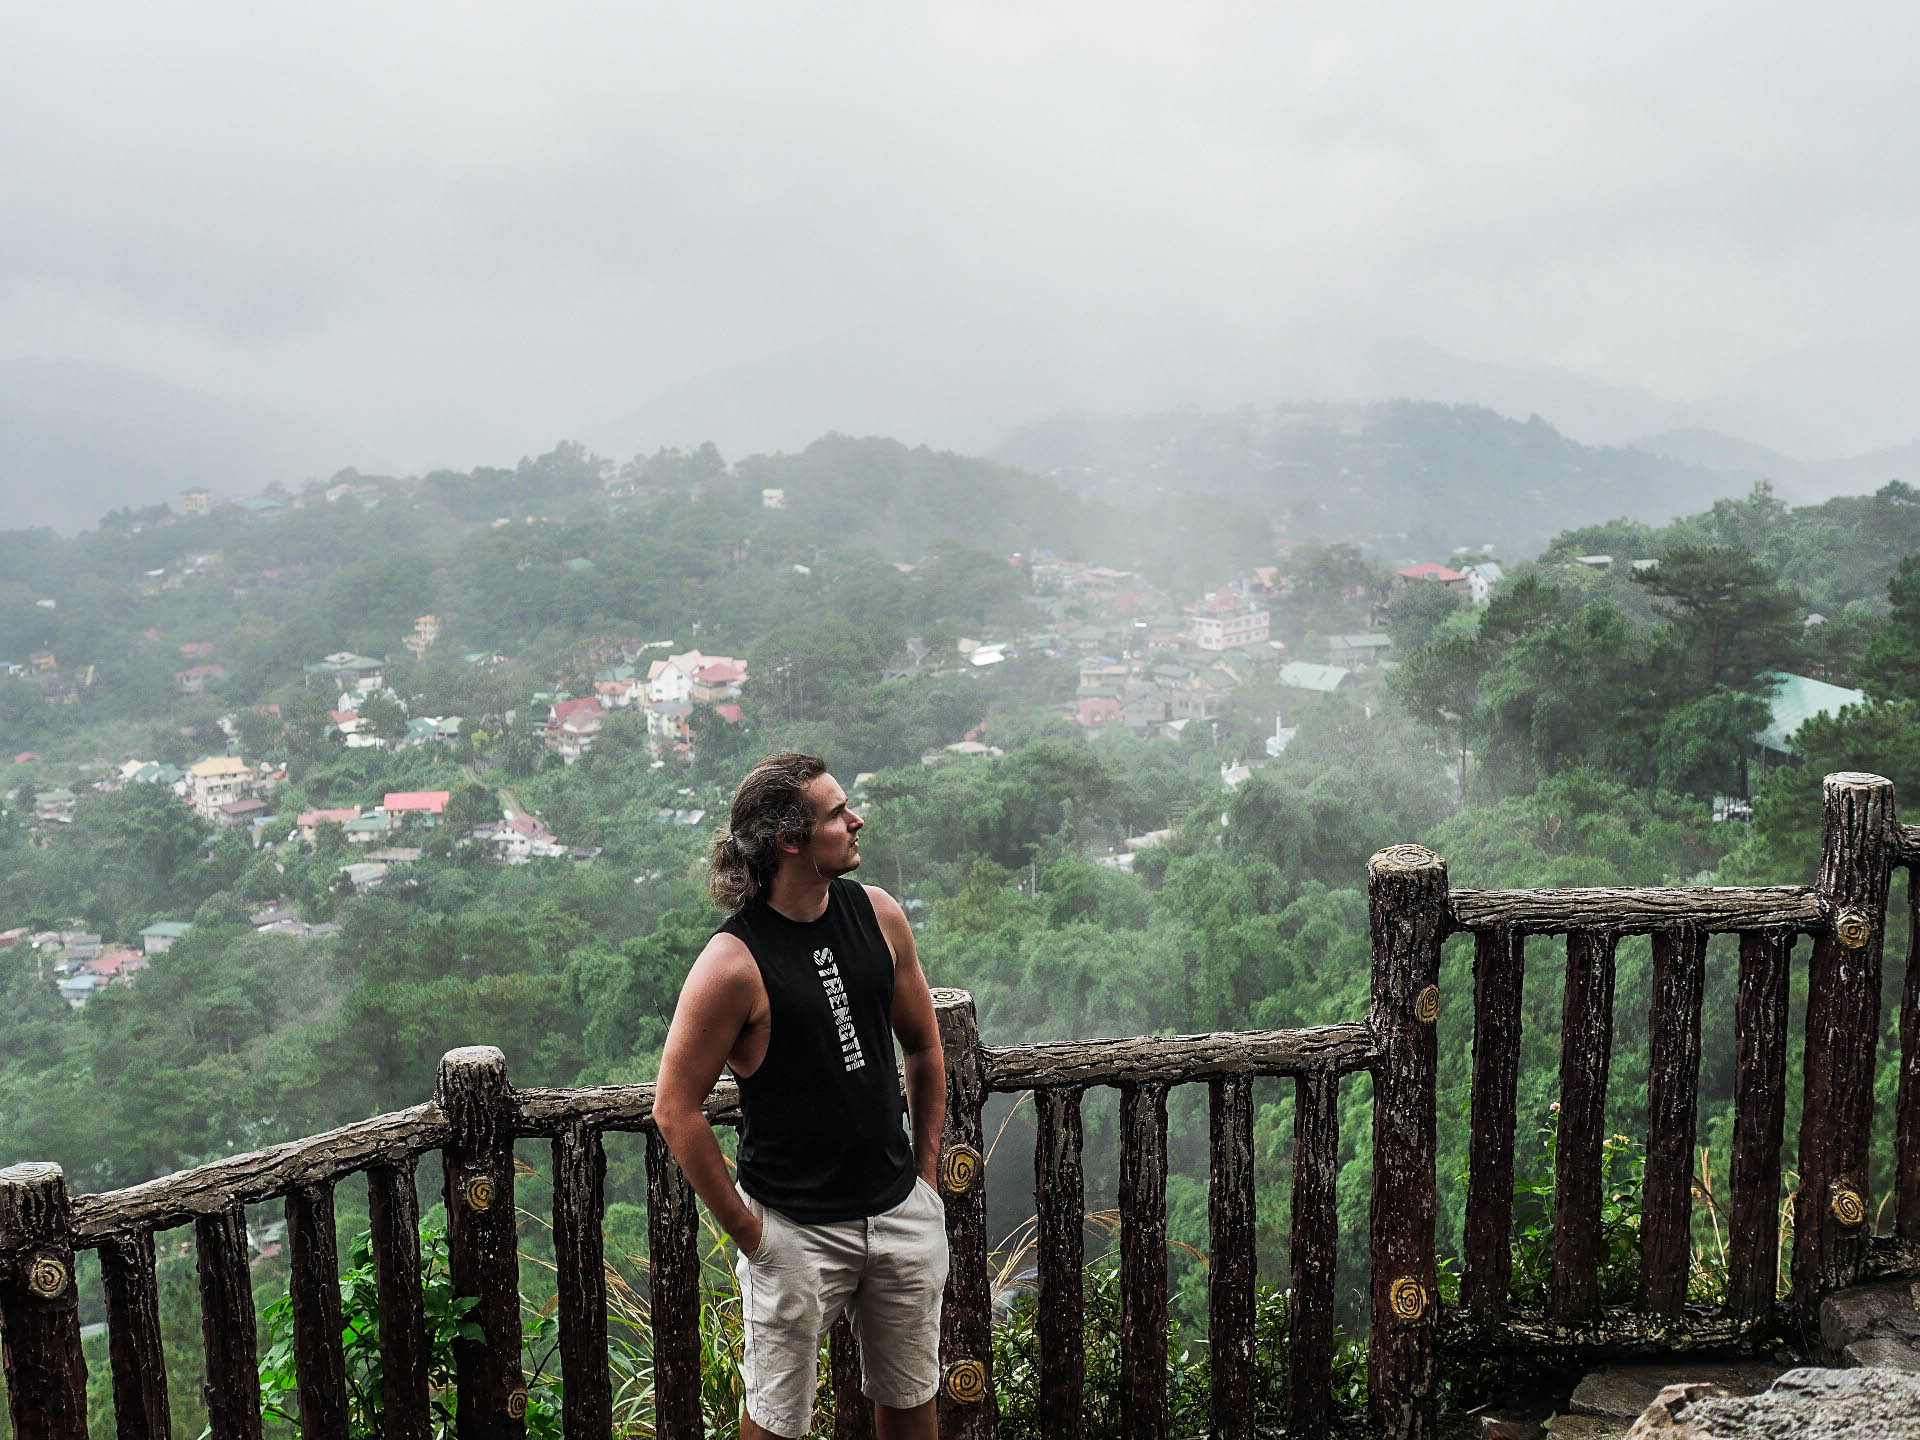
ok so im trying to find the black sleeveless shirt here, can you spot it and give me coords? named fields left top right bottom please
left=719, top=878, right=915, bottom=1223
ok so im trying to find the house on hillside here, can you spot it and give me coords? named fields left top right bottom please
left=1751, top=672, right=1867, bottom=778
left=304, top=653, right=387, bottom=695
left=384, top=791, right=451, bottom=830
left=174, top=663, right=228, bottom=694
left=1394, top=563, right=1471, bottom=597
left=1327, top=634, right=1394, bottom=668
left=188, top=756, right=255, bottom=819
left=1189, top=593, right=1271, bottom=651
left=1278, top=661, right=1356, bottom=697
left=298, top=808, right=363, bottom=842
left=140, top=922, right=191, bottom=956
left=547, top=698, right=605, bottom=763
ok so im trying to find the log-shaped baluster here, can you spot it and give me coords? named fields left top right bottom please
left=1551, top=929, right=1618, bottom=1323
left=286, top=1184, right=351, bottom=1440
left=1119, top=1081, right=1170, bottom=1440
left=1726, top=930, right=1793, bottom=1320
left=933, top=990, right=995, bottom=1440
left=100, top=1231, right=170, bottom=1440
left=1795, top=772, right=1894, bottom=1308
left=437, top=1046, right=525, bottom=1440
left=1208, top=1075, right=1255, bottom=1440
left=1462, top=929, right=1526, bottom=1320
left=1290, top=1070, right=1340, bottom=1438
left=197, top=1201, right=263, bottom=1440
left=1897, top=871, right=1920, bottom=1240
left=1641, top=927, right=1707, bottom=1318
left=1366, top=845, right=1447, bottom=1440
left=645, top=1127, right=702, bottom=1440
left=1033, top=1087, right=1084, bottom=1440
left=368, top=1161, right=431, bottom=1440
left=554, top=1124, right=611, bottom=1440
left=831, top=1316, right=875, bottom=1440
left=0, top=1163, right=89, bottom=1440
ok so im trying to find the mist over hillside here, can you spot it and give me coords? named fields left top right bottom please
left=993, top=401, right=1747, bottom=564
left=0, top=358, right=382, bottom=533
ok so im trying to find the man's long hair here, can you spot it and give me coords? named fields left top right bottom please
left=708, top=751, right=829, bottom=911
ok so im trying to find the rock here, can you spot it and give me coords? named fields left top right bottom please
left=1620, top=1383, right=1730, bottom=1436
left=1621, top=1365, right=1920, bottom=1438
left=1820, top=1279, right=1920, bottom=1371
left=1569, top=1363, right=1786, bottom=1419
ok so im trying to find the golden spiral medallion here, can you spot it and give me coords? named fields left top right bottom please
left=1415, top=986, right=1441, bottom=1024
left=942, top=1359, right=987, bottom=1404
left=941, top=1145, right=982, bottom=1195
left=1835, top=912, right=1872, bottom=949
left=27, top=1256, right=68, bottom=1299
left=463, top=1174, right=495, bottom=1212
left=506, top=1389, right=529, bottom=1419
left=1388, top=1275, right=1427, bottom=1321
left=1831, top=1187, right=1867, bottom=1226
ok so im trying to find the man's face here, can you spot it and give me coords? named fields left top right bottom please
left=798, top=772, right=863, bottom=879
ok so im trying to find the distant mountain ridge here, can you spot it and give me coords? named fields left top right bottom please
left=0, top=358, right=382, bottom=533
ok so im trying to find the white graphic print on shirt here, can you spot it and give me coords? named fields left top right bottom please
left=814, top=946, right=865, bottom=1072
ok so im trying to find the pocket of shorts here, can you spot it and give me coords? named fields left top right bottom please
left=916, top=1175, right=944, bottom=1211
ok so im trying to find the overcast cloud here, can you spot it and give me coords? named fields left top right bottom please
left=5, top=1, right=1919, bottom=469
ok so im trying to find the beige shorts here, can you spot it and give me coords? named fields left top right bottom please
left=733, top=1177, right=950, bottom=1436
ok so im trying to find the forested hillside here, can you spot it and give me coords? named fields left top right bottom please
left=5, top=433, right=1920, bottom=1433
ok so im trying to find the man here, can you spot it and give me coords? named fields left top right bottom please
left=655, top=752, right=948, bottom=1440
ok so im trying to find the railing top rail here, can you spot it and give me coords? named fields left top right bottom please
left=71, top=1101, right=446, bottom=1246
left=1448, top=884, right=1823, bottom=935
left=514, top=1079, right=742, bottom=1136
left=981, top=1021, right=1373, bottom=1092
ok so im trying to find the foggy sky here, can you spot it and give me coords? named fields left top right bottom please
left=6, top=1, right=1920, bottom=471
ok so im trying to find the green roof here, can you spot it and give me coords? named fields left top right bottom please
left=1754, top=671, right=1866, bottom=756
left=141, top=921, right=192, bottom=938
left=1278, top=661, right=1353, bottom=693
left=565, top=557, right=596, bottom=572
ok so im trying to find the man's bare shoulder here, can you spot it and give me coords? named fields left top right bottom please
left=682, top=929, right=760, bottom=1000
left=861, top=883, right=908, bottom=924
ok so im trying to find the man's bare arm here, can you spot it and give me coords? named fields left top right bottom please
left=653, top=934, right=765, bottom=1257
left=870, top=885, right=945, bottom=1185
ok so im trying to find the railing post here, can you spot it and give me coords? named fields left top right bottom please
left=368, top=1161, right=433, bottom=1440
left=0, top=1162, right=89, bottom=1440
left=1896, top=869, right=1920, bottom=1241
left=1795, top=772, right=1894, bottom=1312
left=437, top=1045, right=526, bottom=1439
left=99, top=1232, right=171, bottom=1440
left=1366, top=845, right=1447, bottom=1440
left=933, top=988, right=995, bottom=1439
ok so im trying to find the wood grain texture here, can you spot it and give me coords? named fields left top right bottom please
left=1641, top=928, right=1706, bottom=1319
left=553, top=1125, right=611, bottom=1440
left=1119, top=1082, right=1169, bottom=1440
left=645, top=1128, right=703, bottom=1440
left=1794, top=773, right=1894, bottom=1310
left=1289, top=1070, right=1340, bottom=1439
left=933, top=991, right=996, bottom=1440
left=196, top=1202, right=263, bottom=1440
left=99, top=1231, right=170, bottom=1440
left=1462, top=930, right=1525, bottom=1321
left=830, top=1316, right=876, bottom=1440
left=1439, top=1304, right=1772, bottom=1359
left=1366, top=845, right=1447, bottom=1440
left=1450, top=885, right=1821, bottom=935
left=1033, top=1087, right=1084, bottom=1440
left=72, top=1103, right=447, bottom=1244
left=367, top=1162, right=431, bottom=1440
left=1726, top=931, right=1793, bottom=1321
left=1208, top=1075, right=1255, bottom=1440
left=286, top=1184, right=351, bottom=1440
left=0, top=1163, right=89, bottom=1440
left=1551, top=930, right=1618, bottom=1324
left=982, top=1024, right=1372, bottom=1092
left=512, top=1082, right=741, bottom=1136
left=437, top=1047, right=525, bottom=1440
left=1897, top=872, right=1920, bottom=1241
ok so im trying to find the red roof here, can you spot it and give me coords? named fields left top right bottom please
left=714, top=703, right=745, bottom=724
left=1077, top=697, right=1123, bottom=726
left=549, top=697, right=604, bottom=727
left=179, top=642, right=215, bottom=658
left=384, top=791, right=451, bottom=814
left=299, top=808, right=362, bottom=827
left=695, top=662, right=744, bottom=684
left=1396, top=562, right=1467, bottom=582
left=331, top=710, right=359, bottom=726
left=12, top=753, right=38, bottom=764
